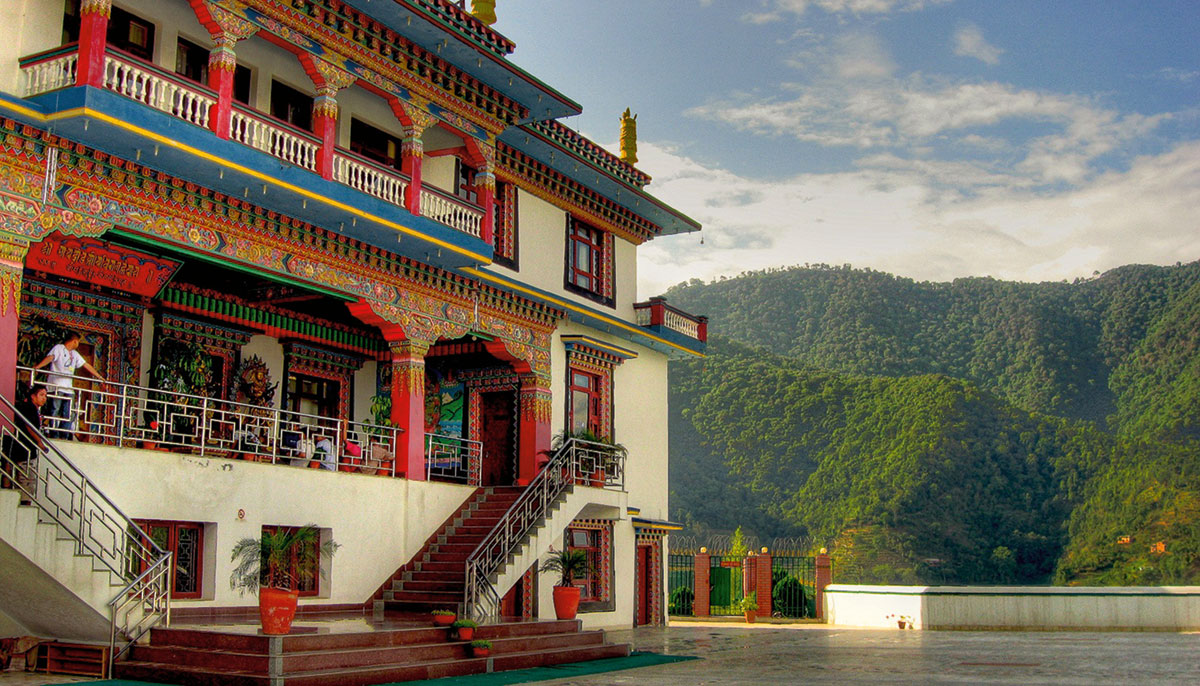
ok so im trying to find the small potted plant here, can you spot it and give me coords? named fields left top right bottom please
left=739, top=592, right=759, bottom=623
left=451, top=618, right=478, bottom=641
left=229, top=525, right=338, bottom=635
left=431, top=609, right=456, bottom=626
left=541, top=547, right=590, bottom=620
left=469, top=639, right=492, bottom=658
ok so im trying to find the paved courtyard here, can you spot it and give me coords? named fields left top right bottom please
left=2, top=622, right=1198, bottom=685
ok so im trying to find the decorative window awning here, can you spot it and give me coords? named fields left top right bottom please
left=632, top=516, right=684, bottom=533
left=560, top=335, right=637, bottom=366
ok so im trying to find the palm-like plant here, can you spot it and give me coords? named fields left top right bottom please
left=230, top=525, right=339, bottom=596
left=541, top=547, right=590, bottom=588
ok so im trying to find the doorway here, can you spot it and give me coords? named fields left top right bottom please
left=636, top=544, right=652, bottom=625
left=479, top=390, right=516, bottom=486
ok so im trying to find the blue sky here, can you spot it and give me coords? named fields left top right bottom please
left=492, top=1, right=1199, bottom=296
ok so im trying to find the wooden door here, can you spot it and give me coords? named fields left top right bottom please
left=479, top=391, right=516, bottom=486
left=636, top=545, right=652, bottom=625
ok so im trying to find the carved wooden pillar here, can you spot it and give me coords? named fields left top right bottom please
left=395, top=108, right=436, bottom=216
left=76, top=0, right=111, bottom=88
left=476, top=141, right=497, bottom=245
left=191, top=1, right=259, bottom=139
left=390, top=340, right=429, bottom=480
left=0, top=235, right=29, bottom=412
left=301, top=56, right=357, bottom=180
left=517, top=373, right=551, bottom=485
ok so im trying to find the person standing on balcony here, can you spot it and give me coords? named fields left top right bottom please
left=31, top=332, right=106, bottom=439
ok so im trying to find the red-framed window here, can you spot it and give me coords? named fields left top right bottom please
left=261, top=525, right=320, bottom=597
left=135, top=520, right=203, bottom=599
left=285, top=373, right=339, bottom=419
left=350, top=118, right=404, bottom=171
left=566, top=528, right=603, bottom=602
left=568, top=369, right=602, bottom=435
left=455, top=159, right=479, bottom=205
left=493, top=181, right=518, bottom=269
left=566, top=220, right=603, bottom=295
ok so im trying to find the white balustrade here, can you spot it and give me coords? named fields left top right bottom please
left=23, top=53, right=78, bottom=96
left=333, top=152, right=408, bottom=208
left=230, top=109, right=319, bottom=171
left=664, top=308, right=701, bottom=338
left=420, top=189, right=483, bottom=237
left=103, top=56, right=214, bottom=128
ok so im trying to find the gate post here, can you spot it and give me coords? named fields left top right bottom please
left=694, top=548, right=710, bottom=617
left=815, top=549, right=832, bottom=620
left=755, top=548, right=773, bottom=619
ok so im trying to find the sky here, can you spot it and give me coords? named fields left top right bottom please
left=489, top=0, right=1200, bottom=298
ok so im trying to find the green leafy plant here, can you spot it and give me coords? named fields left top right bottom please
left=229, top=525, right=339, bottom=595
left=541, top=547, right=590, bottom=587
left=469, top=639, right=492, bottom=649
left=668, top=586, right=694, bottom=615
left=151, top=338, right=213, bottom=398
left=450, top=619, right=477, bottom=629
left=431, top=609, right=456, bottom=617
left=738, top=591, right=759, bottom=613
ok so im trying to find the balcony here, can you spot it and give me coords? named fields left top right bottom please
left=15, top=44, right=491, bottom=269
left=634, top=297, right=708, bottom=346
left=19, top=368, right=481, bottom=484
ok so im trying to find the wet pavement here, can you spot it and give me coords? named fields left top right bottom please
left=2, top=622, right=1198, bottom=685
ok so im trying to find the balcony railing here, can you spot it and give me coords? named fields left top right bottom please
left=420, top=186, right=483, bottom=238
left=634, top=297, right=708, bottom=343
left=230, top=105, right=320, bottom=172
left=103, top=49, right=215, bottom=129
left=21, top=44, right=79, bottom=96
left=424, top=432, right=482, bottom=484
left=20, top=367, right=401, bottom=476
left=333, top=148, right=409, bottom=208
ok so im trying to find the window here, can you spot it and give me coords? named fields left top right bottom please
left=565, top=218, right=610, bottom=305
left=175, top=37, right=251, bottom=104
left=493, top=181, right=518, bottom=269
left=568, top=370, right=601, bottom=435
left=109, top=6, right=156, bottom=61
left=285, top=373, right=339, bottom=419
left=62, top=0, right=80, bottom=44
left=261, top=525, right=321, bottom=597
left=349, top=118, right=403, bottom=170
left=455, top=159, right=479, bottom=205
left=567, top=528, right=602, bottom=602
left=270, top=80, right=313, bottom=131
left=135, top=520, right=203, bottom=599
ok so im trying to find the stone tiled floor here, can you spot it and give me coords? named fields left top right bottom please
left=3, top=622, right=1199, bottom=685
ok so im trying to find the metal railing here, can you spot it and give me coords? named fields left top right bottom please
left=0, top=393, right=170, bottom=669
left=464, top=438, right=626, bottom=620
left=103, top=50, right=215, bottom=129
left=425, top=432, right=482, bottom=484
left=19, top=368, right=401, bottom=476
left=420, top=186, right=483, bottom=238
left=333, top=149, right=409, bottom=208
left=230, top=105, right=320, bottom=172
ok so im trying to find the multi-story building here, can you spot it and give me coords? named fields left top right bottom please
left=0, top=0, right=704, bottom=663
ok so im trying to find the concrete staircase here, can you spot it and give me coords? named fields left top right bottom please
left=113, top=618, right=630, bottom=686
left=0, top=488, right=122, bottom=641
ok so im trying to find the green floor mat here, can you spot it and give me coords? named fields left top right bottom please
left=48, top=652, right=699, bottom=686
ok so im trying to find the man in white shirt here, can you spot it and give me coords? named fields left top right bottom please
left=32, top=332, right=106, bottom=439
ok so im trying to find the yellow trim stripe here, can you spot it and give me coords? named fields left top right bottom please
left=464, top=267, right=705, bottom=357
left=2, top=100, right=491, bottom=264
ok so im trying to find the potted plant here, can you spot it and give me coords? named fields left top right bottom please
left=469, top=639, right=492, bottom=658
left=541, top=547, right=590, bottom=620
left=739, top=592, right=759, bottom=623
left=431, top=609, right=456, bottom=626
left=549, top=430, right=627, bottom=485
left=229, top=525, right=338, bottom=635
left=451, top=618, right=478, bottom=641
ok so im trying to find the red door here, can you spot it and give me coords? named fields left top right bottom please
left=636, top=545, right=652, bottom=625
left=479, top=391, right=516, bottom=486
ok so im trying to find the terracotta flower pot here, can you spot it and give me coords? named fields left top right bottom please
left=552, top=585, right=581, bottom=620
left=433, top=613, right=456, bottom=626
left=259, top=587, right=299, bottom=635
left=472, top=647, right=490, bottom=658
left=744, top=611, right=756, bottom=624
left=456, top=627, right=475, bottom=641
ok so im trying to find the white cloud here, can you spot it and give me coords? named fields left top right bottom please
left=634, top=140, right=1200, bottom=298
left=953, top=23, right=1003, bottom=65
left=744, top=0, right=954, bottom=22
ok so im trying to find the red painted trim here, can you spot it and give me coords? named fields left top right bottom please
left=402, top=150, right=423, bottom=216
left=76, top=11, right=110, bottom=88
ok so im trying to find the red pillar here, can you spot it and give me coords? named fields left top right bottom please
left=389, top=340, right=429, bottom=481
left=76, top=0, right=111, bottom=88
left=206, top=41, right=236, bottom=139
left=401, top=134, right=423, bottom=215
left=693, top=550, right=711, bottom=617
left=0, top=237, right=26, bottom=414
left=313, top=95, right=338, bottom=179
left=517, top=374, right=550, bottom=485
left=815, top=551, right=832, bottom=621
left=755, top=551, right=773, bottom=619
left=478, top=170, right=495, bottom=245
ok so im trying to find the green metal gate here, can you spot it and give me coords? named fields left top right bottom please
left=709, top=555, right=744, bottom=615
left=771, top=555, right=816, bottom=618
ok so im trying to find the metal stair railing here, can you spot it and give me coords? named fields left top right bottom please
left=463, top=438, right=625, bottom=620
left=0, top=394, right=171, bottom=671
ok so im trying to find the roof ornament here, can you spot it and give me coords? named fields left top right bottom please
left=619, top=108, right=638, bottom=165
left=471, top=0, right=497, bottom=25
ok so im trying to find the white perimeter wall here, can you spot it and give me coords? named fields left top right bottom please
left=826, top=585, right=1200, bottom=631
left=60, top=442, right=474, bottom=609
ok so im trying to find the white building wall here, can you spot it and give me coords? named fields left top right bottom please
left=353, top=360, right=378, bottom=426
left=0, top=0, right=63, bottom=95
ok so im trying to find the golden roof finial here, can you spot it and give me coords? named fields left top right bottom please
left=471, top=0, right=497, bottom=26
left=619, top=108, right=638, bottom=165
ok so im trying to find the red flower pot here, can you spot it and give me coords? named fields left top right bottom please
left=456, top=627, right=475, bottom=641
left=433, top=613, right=456, bottom=626
left=552, top=585, right=581, bottom=620
left=472, top=647, right=490, bottom=658
left=259, top=587, right=299, bottom=635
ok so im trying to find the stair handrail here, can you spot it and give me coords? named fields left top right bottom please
left=463, top=437, right=625, bottom=619
left=0, top=394, right=171, bottom=669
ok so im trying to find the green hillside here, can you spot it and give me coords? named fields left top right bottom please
left=665, top=263, right=1200, bottom=584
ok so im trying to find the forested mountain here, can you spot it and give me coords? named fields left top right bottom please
left=665, top=263, right=1200, bottom=585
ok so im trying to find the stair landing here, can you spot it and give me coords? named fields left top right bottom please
left=114, top=610, right=630, bottom=685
